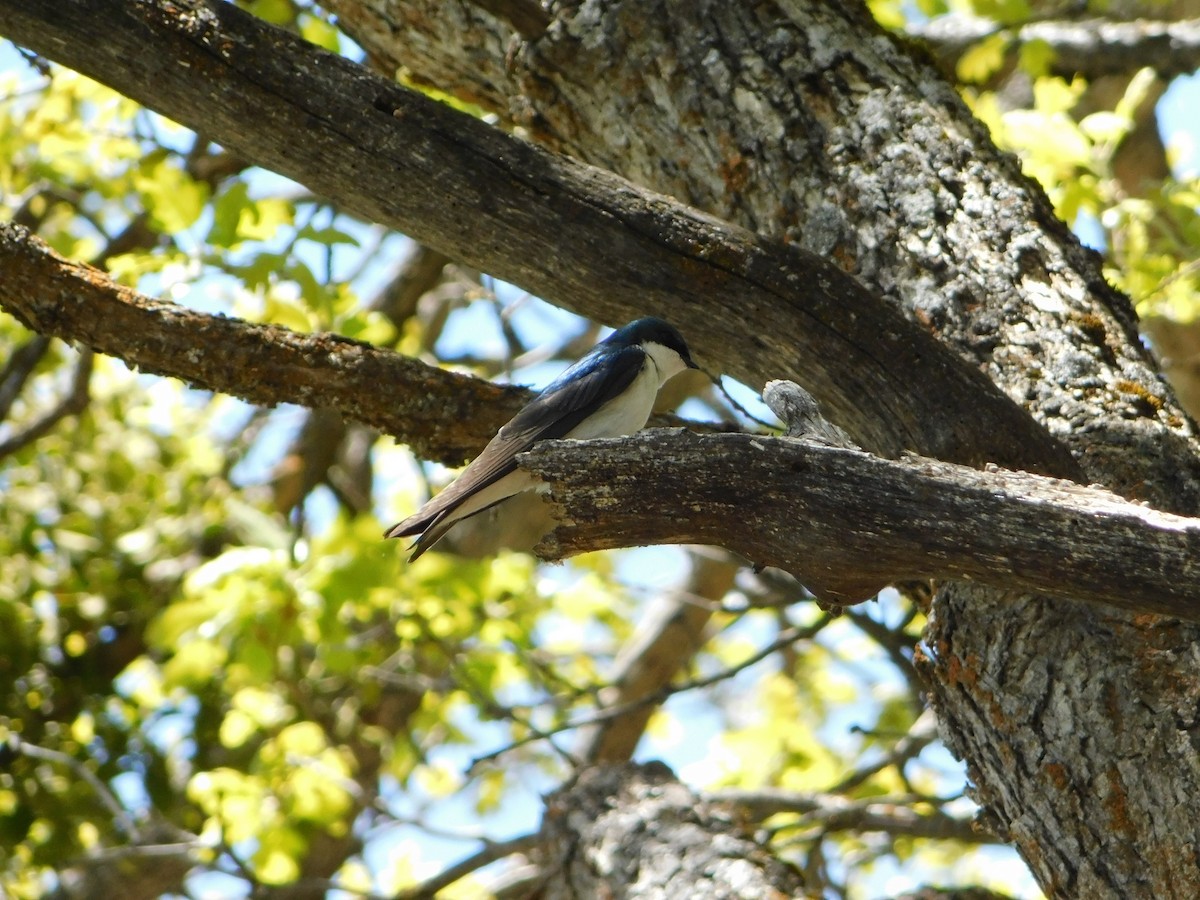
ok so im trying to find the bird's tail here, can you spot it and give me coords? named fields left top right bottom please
left=383, top=509, right=455, bottom=561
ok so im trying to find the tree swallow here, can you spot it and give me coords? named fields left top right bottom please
left=385, top=317, right=698, bottom=560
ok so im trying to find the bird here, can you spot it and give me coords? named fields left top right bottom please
left=385, top=316, right=698, bottom=560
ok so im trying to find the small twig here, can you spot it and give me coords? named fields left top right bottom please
left=0, top=347, right=92, bottom=459
left=802, top=833, right=828, bottom=897
left=213, top=833, right=261, bottom=891
left=395, top=832, right=540, bottom=900
left=468, top=616, right=832, bottom=771
left=266, top=876, right=390, bottom=899
left=11, top=184, right=83, bottom=230
left=712, top=786, right=992, bottom=844
left=679, top=617, right=832, bottom=691
left=425, top=630, right=582, bottom=771
left=711, top=372, right=777, bottom=429
left=1144, top=257, right=1200, bottom=304
left=11, top=736, right=140, bottom=840
left=827, top=708, right=939, bottom=794
left=73, top=840, right=198, bottom=862
left=10, top=46, right=51, bottom=79
left=841, top=606, right=923, bottom=696
left=0, top=334, right=51, bottom=420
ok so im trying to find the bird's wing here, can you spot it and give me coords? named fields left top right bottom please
left=384, top=345, right=647, bottom=540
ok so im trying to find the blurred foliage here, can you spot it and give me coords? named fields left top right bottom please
left=1, top=0, right=1197, bottom=897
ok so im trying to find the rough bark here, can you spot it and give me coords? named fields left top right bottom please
left=537, top=762, right=808, bottom=899
left=519, top=429, right=1200, bottom=614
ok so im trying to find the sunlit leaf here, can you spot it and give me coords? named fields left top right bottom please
left=956, top=33, right=1009, bottom=84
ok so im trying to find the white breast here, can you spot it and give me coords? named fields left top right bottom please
left=565, top=354, right=660, bottom=440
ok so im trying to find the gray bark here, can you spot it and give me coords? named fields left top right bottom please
left=519, top=427, right=1200, bottom=614
left=537, top=762, right=808, bottom=899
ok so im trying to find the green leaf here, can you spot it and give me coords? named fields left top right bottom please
left=866, top=0, right=906, bottom=29
left=209, top=181, right=253, bottom=247
left=957, top=33, right=1009, bottom=84
left=134, top=156, right=208, bottom=233
left=972, top=0, right=1031, bottom=24
left=1017, top=38, right=1056, bottom=79
left=162, top=639, right=228, bottom=688
left=1080, top=111, right=1133, bottom=147
left=208, top=182, right=294, bottom=246
left=299, top=14, right=343, bottom=52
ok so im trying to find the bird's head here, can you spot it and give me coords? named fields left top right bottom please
left=606, top=316, right=698, bottom=383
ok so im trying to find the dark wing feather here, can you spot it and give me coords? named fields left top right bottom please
left=384, top=345, right=646, bottom=540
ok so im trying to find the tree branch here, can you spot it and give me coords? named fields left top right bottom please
left=574, top=551, right=734, bottom=764
left=395, top=832, right=539, bottom=900
left=11, top=736, right=140, bottom=841
left=830, top=709, right=939, bottom=794
left=912, top=15, right=1200, bottom=80
left=0, top=222, right=526, bottom=465
left=0, top=334, right=50, bottom=420
left=0, top=0, right=1079, bottom=478
left=518, top=427, right=1200, bottom=618
left=711, top=786, right=993, bottom=844
left=0, top=346, right=93, bottom=460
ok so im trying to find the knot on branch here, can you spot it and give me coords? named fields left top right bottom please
left=763, top=380, right=860, bottom=449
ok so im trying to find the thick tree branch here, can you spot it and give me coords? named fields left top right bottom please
left=0, top=222, right=526, bottom=465
left=9, top=206, right=1192, bottom=617
left=519, top=429, right=1200, bottom=618
left=0, top=0, right=1079, bottom=478
left=912, top=15, right=1200, bottom=80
